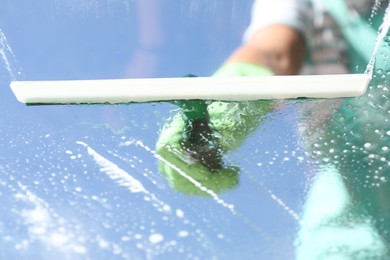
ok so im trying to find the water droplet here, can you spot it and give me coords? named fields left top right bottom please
left=176, top=209, right=184, bottom=218
left=162, top=205, right=171, bottom=213
left=121, top=236, right=131, bottom=242
left=364, top=143, right=372, bottom=149
left=149, top=233, right=164, bottom=244
left=178, top=230, right=189, bottom=238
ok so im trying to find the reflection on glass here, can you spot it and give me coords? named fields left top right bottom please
left=296, top=73, right=390, bottom=259
left=1, top=0, right=390, bottom=259
left=155, top=1, right=390, bottom=259
left=156, top=98, right=273, bottom=196
left=296, top=3, right=390, bottom=259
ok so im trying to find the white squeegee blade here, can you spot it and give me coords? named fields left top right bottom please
left=10, top=74, right=371, bottom=105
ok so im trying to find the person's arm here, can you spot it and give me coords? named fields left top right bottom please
left=155, top=0, right=310, bottom=196
left=222, top=0, right=310, bottom=75
left=226, top=24, right=306, bottom=75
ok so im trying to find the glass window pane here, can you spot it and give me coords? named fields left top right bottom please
left=1, top=1, right=390, bottom=259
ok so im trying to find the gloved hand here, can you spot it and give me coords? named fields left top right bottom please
left=210, top=62, right=274, bottom=151
left=213, top=62, right=273, bottom=77
left=156, top=110, right=239, bottom=196
left=156, top=62, right=274, bottom=196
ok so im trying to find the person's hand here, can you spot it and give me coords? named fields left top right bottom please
left=210, top=62, right=275, bottom=151
left=156, top=111, right=239, bottom=196
left=226, top=25, right=306, bottom=75
left=213, top=61, right=273, bottom=77
left=156, top=59, right=275, bottom=196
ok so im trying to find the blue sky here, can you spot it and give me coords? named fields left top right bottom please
left=1, top=1, right=389, bottom=259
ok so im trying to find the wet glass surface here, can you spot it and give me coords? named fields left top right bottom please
left=1, top=1, right=390, bottom=259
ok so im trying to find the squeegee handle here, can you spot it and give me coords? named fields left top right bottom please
left=173, top=74, right=210, bottom=122
left=174, top=100, right=209, bottom=122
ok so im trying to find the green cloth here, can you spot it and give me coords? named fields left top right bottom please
left=156, top=62, right=274, bottom=196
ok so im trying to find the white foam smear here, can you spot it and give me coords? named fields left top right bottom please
left=266, top=188, right=301, bottom=222
left=0, top=28, right=21, bottom=80
left=123, top=139, right=272, bottom=239
left=243, top=167, right=303, bottom=223
left=77, top=141, right=147, bottom=193
left=155, top=152, right=236, bottom=214
left=119, top=138, right=237, bottom=212
left=14, top=182, right=87, bottom=255
left=132, top=139, right=236, bottom=214
left=77, top=141, right=176, bottom=215
left=365, top=2, right=390, bottom=76
left=79, top=139, right=235, bottom=220
left=77, top=139, right=271, bottom=239
left=76, top=140, right=223, bottom=247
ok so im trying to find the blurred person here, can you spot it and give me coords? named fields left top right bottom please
left=231, top=1, right=390, bottom=259
left=156, top=0, right=390, bottom=257
left=228, top=1, right=390, bottom=259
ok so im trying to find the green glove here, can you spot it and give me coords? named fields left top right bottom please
left=156, top=113, right=239, bottom=196
left=156, top=62, right=274, bottom=196
left=210, top=62, right=274, bottom=151
left=213, top=62, right=273, bottom=77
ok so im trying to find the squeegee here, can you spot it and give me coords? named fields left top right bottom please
left=10, top=74, right=371, bottom=105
